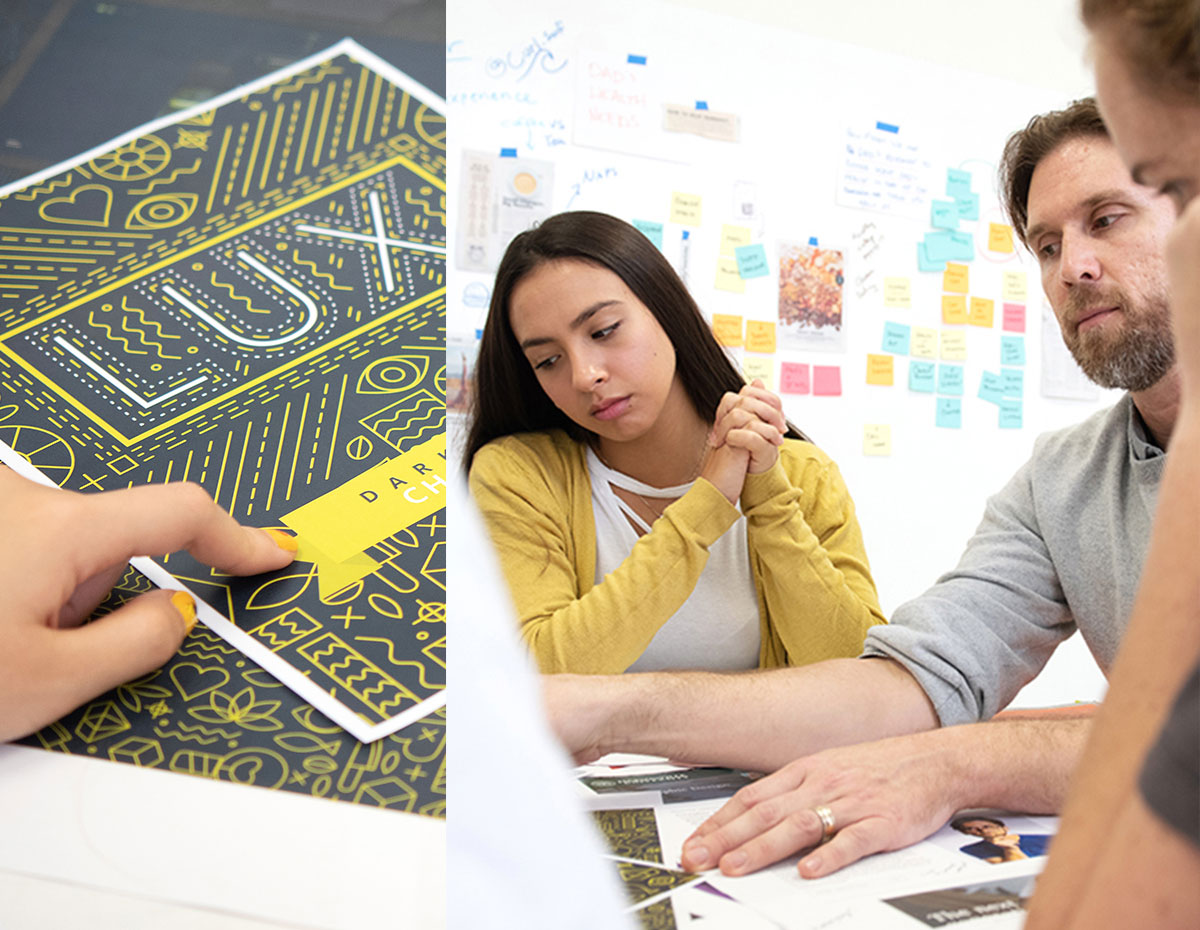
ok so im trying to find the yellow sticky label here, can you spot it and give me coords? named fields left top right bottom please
left=711, top=313, right=744, bottom=346
left=714, top=256, right=746, bottom=293
left=282, top=434, right=446, bottom=564
left=943, top=263, right=969, bottom=294
left=866, top=353, right=894, bottom=386
left=968, top=296, right=995, bottom=328
left=745, top=320, right=777, bottom=354
left=720, top=224, right=752, bottom=257
left=988, top=222, right=1015, bottom=253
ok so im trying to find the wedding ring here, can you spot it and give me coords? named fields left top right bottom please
left=813, top=804, right=837, bottom=840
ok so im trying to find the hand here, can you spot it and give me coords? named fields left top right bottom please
left=680, top=730, right=962, bottom=879
left=0, top=468, right=297, bottom=741
left=710, top=380, right=786, bottom=475
left=1166, top=197, right=1200, bottom=404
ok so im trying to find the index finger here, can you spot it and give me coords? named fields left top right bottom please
left=71, top=482, right=296, bottom=578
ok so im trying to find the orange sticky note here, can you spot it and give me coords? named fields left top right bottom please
left=942, top=295, right=968, bottom=324
left=711, top=313, right=744, bottom=346
left=943, top=262, right=969, bottom=294
left=745, top=320, right=777, bottom=354
left=988, top=223, right=1015, bottom=253
left=968, top=296, right=995, bottom=328
left=866, top=353, right=894, bottom=386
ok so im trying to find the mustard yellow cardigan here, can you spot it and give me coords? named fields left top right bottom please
left=469, top=430, right=885, bottom=673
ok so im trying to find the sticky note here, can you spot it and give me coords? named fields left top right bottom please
left=1002, top=272, right=1028, bottom=302
left=954, top=192, right=980, bottom=220
left=863, top=424, right=892, bottom=456
left=908, top=360, right=936, bottom=393
left=988, top=223, right=1015, bottom=253
left=745, top=320, right=777, bottom=354
left=735, top=243, right=769, bottom=279
left=1003, top=303, right=1026, bottom=332
left=670, top=191, right=702, bottom=226
left=1001, top=335, right=1026, bottom=366
left=942, top=294, right=968, bottom=324
left=882, top=321, right=912, bottom=355
left=946, top=168, right=973, bottom=198
left=813, top=365, right=842, bottom=396
left=968, top=297, right=995, bottom=328
left=715, top=256, right=746, bottom=293
left=780, top=361, right=810, bottom=394
left=633, top=219, right=664, bottom=250
left=999, top=398, right=1023, bottom=429
left=742, top=356, right=774, bottom=388
left=940, top=330, right=968, bottom=360
left=884, top=277, right=912, bottom=308
left=866, top=353, right=895, bottom=386
left=711, top=313, right=743, bottom=346
left=936, top=397, right=963, bottom=429
left=931, top=200, right=959, bottom=230
left=911, top=326, right=938, bottom=359
left=918, top=242, right=946, bottom=273
left=978, top=371, right=1005, bottom=404
left=720, top=224, right=752, bottom=256
left=943, top=263, right=969, bottom=294
left=1001, top=367, right=1024, bottom=398
left=923, top=231, right=973, bottom=262
left=938, top=363, right=964, bottom=395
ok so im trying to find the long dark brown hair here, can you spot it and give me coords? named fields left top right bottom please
left=463, top=211, right=806, bottom=471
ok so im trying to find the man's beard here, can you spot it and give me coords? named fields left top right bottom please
left=1060, top=286, right=1175, bottom=391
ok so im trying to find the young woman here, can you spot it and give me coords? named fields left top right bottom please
left=464, top=211, right=884, bottom=675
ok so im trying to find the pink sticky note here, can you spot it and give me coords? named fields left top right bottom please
left=1003, top=303, right=1026, bottom=333
left=813, top=365, right=842, bottom=397
left=780, top=362, right=810, bottom=394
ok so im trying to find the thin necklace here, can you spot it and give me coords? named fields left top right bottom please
left=596, top=433, right=710, bottom=528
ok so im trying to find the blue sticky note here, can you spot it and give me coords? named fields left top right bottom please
left=735, top=243, right=769, bottom=279
left=909, top=360, right=936, bottom=393
left=808, top=236, right=818, bottom=246
left=695, top=100, right=708, bottom=110
left=627, top=54, right=647, bottom=65
left=882, top=321, right=912, bottom=355
left=499, top=147, right=517, bottom=158
left=633, top=219, right=664, bottom=249
left=1002, top=367, right=1024, bottom=398
left=947, top=231, right=974, bottom=261
left=931, top=200, right=959, bottom=230
left=938, top=363, right=964, bottom=395
left=876, top=120, right=900, bottom=134
left=999, top=398, right=1023, bottom=429
left=1001, top=335, right=1026, bottom=366
left=923, top=231, right=973, bottom=263
left=917, top=241, right=946, bottom=272
left=955, top=192, right=980, bottom=220
left=978, top=371, right=1005, bottom=405
left=947, top=168, right=973, bottom=198
left=936, top=397, right=963, bottom=429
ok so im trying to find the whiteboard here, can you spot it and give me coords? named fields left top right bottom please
left=447, top=0, right=1112, bottom=706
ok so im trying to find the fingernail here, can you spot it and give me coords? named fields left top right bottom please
left=801, top=856, right=821, bottom=877
left=170, top=591, right=197, bottom=636
left=682, top=845, right=710, bottom=870
left=262, top=527, right=299, bottom=553
left=722, top=851, right=747, bottom=874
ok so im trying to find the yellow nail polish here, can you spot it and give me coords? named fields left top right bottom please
left=263, top=527, right=299, bottom=553
left=171, top=590, right=197, bottom=636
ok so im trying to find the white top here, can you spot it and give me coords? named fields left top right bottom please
left=586, top=448, right=761, bottom=672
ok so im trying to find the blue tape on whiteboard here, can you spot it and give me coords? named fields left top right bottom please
left=876, top=121, right=900, bottom=133
left=627, top=54, right=647, bottom=65
left=696, top=100, right=708, bottom=110
left=808, top=236, right=818, bottom=246
left=475, top=329, right=483, bottom=339
left=499, top=148, right=517, bottom=158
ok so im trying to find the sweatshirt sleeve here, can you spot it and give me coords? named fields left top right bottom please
left=469, top=436, right=740, bottom=674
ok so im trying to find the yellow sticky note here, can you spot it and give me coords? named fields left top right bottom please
left=940, top=330, right=968, bottom=360
left=988, top=222, right=1015, bottom=253
left=884, top=277, right=912, bottom=309
left=968, top=296, right=995, bottom=328
left=714, top=256, right=746, bottom=294
left=942, top=295, right=968, bottom=324
left=671, top=191, right=702, bottom=226
left=745, top=320, right=777, bottom=354
left=712, top=313, right=744, bottom=346
left=742, top=356, right=774, bottom=389
left=943, top=262, right=969, bottom=294
left=1002, top=271, right=1028, bottom=302
left=863, top=424, right=892, bottom=457
left=720, top=224, right=752, bottom=257
left=911, top=326, right=938, bottom=359
left=866, top=353, right=894, bottom=386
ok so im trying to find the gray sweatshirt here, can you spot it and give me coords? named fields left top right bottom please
left=863, top=393, right=1165, bottom=725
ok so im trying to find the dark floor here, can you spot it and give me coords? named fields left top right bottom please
left=0, top=0, right=445, bottom=187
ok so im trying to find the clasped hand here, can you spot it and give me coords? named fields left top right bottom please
left=701, top=379, right=786, bottom=504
